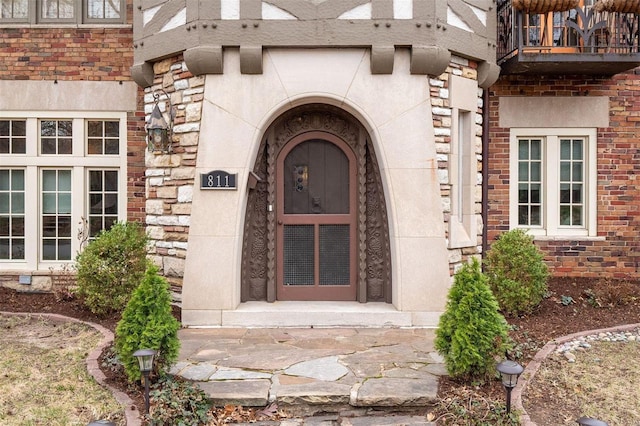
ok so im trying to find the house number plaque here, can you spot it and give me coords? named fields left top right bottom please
left=200, top=170, right=237, bottom=190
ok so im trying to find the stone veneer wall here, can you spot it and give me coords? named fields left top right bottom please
left=488, top=73, right=640, bottom=278
left=144, top=56, right=204, bottom=289
left=145, top=54, right=485, bottom=289
left=432, top=56, right=484, bottom=274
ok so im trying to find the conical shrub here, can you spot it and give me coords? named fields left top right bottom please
left=435, top=258, right=511, bottom=380
left=115, top=266, right=181, bottom=382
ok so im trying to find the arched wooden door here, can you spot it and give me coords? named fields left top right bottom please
left=276, top=131, right=357, bottom=300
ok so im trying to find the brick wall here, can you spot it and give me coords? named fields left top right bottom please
left=0, top=1, right=146, bottom=223
left=488, top=72, right=640, bottom=278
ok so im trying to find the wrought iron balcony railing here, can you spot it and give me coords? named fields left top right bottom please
left=497, top=0, right=640, bottom=74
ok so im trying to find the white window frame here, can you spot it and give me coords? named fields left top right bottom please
left=0, top=111, right=127, bottom=271
left=509, top=128, right=597, bottom=237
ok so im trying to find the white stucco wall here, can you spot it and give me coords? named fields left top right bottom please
left=181, top=47, right=450, bottom=326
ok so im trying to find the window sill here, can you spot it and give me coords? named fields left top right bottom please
left=532, top=235, right=606, bottom=242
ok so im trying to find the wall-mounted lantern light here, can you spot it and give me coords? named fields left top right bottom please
left=133, top=348, right=157, bottom=414
left=146, top=90, right=174, bottom=153
left=496, top=359, right=524, bottom=415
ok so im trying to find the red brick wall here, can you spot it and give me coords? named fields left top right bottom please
left=487, top=72, right=640, bottom=278
left=0, top=0, right=146, bottom=223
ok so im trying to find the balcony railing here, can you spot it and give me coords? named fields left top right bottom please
left=497, top=0, right=640, bottom=74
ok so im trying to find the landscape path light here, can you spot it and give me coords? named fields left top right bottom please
left=133, top=348, right=156, bottom=415
left=496, top=359, right=524, bottom=415
left=576, top=417, right=609, bottom=426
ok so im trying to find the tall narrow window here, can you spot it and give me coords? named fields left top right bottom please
left=42, top=169, right=72, bottom=261
left=0, top=169, right=25, bottom=260
left=448, top=74, right=480, bottom=248
left=88, top=170, right=118, bottom=238
left=41, top=120, right=72, bottom=155
left=0, top=119, right=26, bottom=154
left=559, top=138, right=584, bottom=226
left=517, top=138, right=543, bottom=227
left=456, top=111, right=471, bottom=221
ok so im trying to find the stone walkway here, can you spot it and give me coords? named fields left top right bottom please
left=171, top=327, right=445, bottom=423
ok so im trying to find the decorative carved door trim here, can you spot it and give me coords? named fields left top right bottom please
left=241, top=104, right=391, bottom=303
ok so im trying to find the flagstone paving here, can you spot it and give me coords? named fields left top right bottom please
left=171, top=327, right=445, bottom=421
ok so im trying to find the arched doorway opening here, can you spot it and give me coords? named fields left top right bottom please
left=241, top=104, right=391, bottom=303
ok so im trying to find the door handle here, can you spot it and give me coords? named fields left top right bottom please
left=277, top=220, right=283, bottom=225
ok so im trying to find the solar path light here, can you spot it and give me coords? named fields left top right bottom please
left=496, top=359, right=524, bottom=415
left=133, top=348, right=156, bottom=415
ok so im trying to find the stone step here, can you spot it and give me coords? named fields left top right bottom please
left=194, top=375, right=439, bottom=417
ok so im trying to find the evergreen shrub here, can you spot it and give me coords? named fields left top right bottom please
left=75, top=221, right=149, bottom=315
left=435, top=258, right=511, bottom=380
left=115, top=266, right=181, bottom=382
left=484, top=229, right=549, bottom=316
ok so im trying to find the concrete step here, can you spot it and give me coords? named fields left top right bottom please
left=220, top=302, right=414, bottom=327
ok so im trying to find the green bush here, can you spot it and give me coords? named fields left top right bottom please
left=75, top=221, right=149, bottom=315
left=115, top=266, right=181, bottom=382
left=484, top=229, right=549, bottom=316
left=435, top=258, right=511, bottom=381
left=149, top=376, right=212, bottom=425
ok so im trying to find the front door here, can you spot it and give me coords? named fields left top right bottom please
left=276, top=131, right=357, bottom=301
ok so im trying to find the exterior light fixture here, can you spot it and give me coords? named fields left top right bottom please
left=146, top=90, right=174, bottom=153
left=133, top=348, right=157, bottom=414
left=576, top=417, right=609, bottom=426
left=496, top=359, right=524, bottom=415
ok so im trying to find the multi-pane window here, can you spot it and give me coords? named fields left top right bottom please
left=87, top=120, right=119, bottom=154
left=0, top=120, right=26, bottom=154
left=88, top=170, right=118, bottom=237
left=41, top=120, right=72, bottom=155
left=86, top=0, right=121, bottom=19
left=0, top=169, right=25, bottom=260
left=0, top=0, right=124, bottom=23
left=0, top=113, right=126, bottom=268
left=41, top=0, right=75, bottom=21
left=41, top=169, right=72, bottom=261
left=511, top=129, right=596, bottom=237
left=0, top=0, right=27, bottom=19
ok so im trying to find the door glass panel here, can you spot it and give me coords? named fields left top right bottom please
left=283, top=225, right=314, bottom=286
left=284, top=140, right=349, bottom=214
left=319, top=224, right=350, bottom=286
